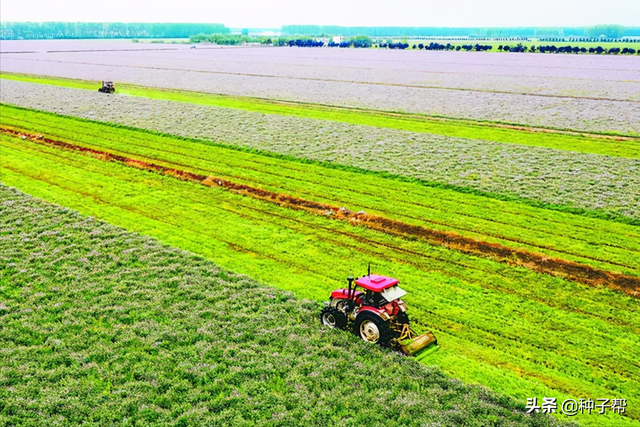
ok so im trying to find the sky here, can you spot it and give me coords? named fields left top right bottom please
left=1, top=0, right=639, bottom=28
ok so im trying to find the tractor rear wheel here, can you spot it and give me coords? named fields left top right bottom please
left=320, top=307, right=347, bottom=330
left=354, top=312, right=393, bottom=348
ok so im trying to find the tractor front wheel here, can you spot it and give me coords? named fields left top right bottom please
left=354, top=312, right=393, bottom=348
left=320, top=306, right=347, bottom=330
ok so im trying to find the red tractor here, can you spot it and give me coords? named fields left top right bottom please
left=320, top=272, right=437, bottom=355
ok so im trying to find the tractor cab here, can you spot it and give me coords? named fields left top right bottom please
left=321, top=271, right=438, bottom=356
left=354, top=274, right=407, bottom=309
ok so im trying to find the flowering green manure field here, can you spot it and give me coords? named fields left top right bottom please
left=1, top=103, right=639, bottom=426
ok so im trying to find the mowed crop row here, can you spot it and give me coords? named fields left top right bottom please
left=3, top=72, right=640, bottom=155
left=5, top=125, right=639, bottom=297
left=1, top=123, right=639, bottom=426
left=2, top=105, right=639, bottom=278
left=3, top=80, right=639, bottom=223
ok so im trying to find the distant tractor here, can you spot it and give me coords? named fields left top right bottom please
left=320, top=270, right=437, bottom=356
left=98, top=81, right=115, bottom=94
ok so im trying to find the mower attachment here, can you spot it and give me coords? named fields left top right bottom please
left=395, top=323, right=438, bottom=356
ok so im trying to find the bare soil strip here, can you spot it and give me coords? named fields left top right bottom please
left=4, top=126, right=639, bottom=297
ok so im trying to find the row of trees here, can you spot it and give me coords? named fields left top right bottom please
left=329, top=35, right=373, bottom=48
left=379, top=42, right=410, bottom=49
left=539, top=37, right=640, bottom=43
left=281, top=25, right=640, bottom=38
left=289, top=39, right=325, bottom=47
left=3, top=22, right=640, bottom=41
left=283, top=41, right=492, bottom=52
left=1, top=22, right=229, bottom=40
left=190, top=34, right=378, bottom=48
left=189, top=33, right=640, bottom=55
left=416, top=42, right=453, bottom=50
left=190, top=34, right=329, bottom=47
left=498, top=43, right=639, bottom=54
left=585, top=24, right=625, bottom=39
left=189, top=33, right=255, bottom=45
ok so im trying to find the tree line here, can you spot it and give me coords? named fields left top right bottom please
left=4, top=22, right=640, bottom=41
left=0, top=22, right=229, bottom=40
left=189, top=33, right=640, bottom=55
left=189, top=34, right=327, bottom=46
left=281, top=25, right=640, bottom=38
left=190, top=33, right=253, bottom=45
left=499, top=43, right=638, bottom=54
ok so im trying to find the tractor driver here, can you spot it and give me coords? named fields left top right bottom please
left=363, top=289, right=385, bottom=308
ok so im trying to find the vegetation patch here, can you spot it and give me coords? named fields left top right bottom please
left=3, top=105, right=640, bottom=273
left=3, top=185, right=566, bottom=426
left=3, top=89, right=639, bottom=223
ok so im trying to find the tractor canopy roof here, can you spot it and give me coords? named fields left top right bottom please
left=355, top=274, right=399, bottom=292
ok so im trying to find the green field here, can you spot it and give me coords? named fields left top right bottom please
left=2, top=185, right=565, bottom=427
left=1, top=105, right=639, bottom=426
